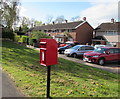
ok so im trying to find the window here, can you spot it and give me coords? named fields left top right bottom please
left=79, top=46, right=85, bottom=50
left=113, top=48, right=120, bottom=53
left=69, top=29, right=75, bottom=32
left=48, top=30, right=52, bottom=33
left=44, top=30, right=47, bottom=32
left=94, top=48, right=108, bottom=53
left=108, top=48, right=120, bottom=54
left=71, top=45, right=80, bottom=50
left=105, top=31, right=118, bottom=35
left=61, top=29, right=65, bottom=32
left=108, top=49, right=114, bottom=54
left=85, top=46, right=94, bottom=50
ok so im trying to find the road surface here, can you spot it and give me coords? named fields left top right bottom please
left=0, top=68, right=25, bottom=98
left=58, top=54, right=120, bottom=74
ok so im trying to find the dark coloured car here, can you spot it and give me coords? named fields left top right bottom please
left=58, top=44, right=75, bottom=54
left=83, top=47, right=120, bottom=65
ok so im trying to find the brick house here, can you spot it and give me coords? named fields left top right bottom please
left=29, top=18, right=94, bottom=44
left=92, top=18, right=120, bottom=47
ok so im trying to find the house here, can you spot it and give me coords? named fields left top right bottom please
left=29, top=17, right=94, bottom=44
left=93, top=18, right=120, bottom=47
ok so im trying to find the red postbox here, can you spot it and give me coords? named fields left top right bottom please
left=40, top=38, right=58, bottom=66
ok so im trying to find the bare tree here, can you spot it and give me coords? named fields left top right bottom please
left=29, top=18, right=42, bottom=27
left=20, top=17, right=30, bottom=27
left=46, top=15, right=53, bottom=24
left=55, top=15, right=65, bottom=23
left=70, top=16, right=80, bottom=22
left=34, top=20, right=42, bottom=26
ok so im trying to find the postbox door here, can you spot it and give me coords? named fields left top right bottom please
left=40, top=49, right=47, bottom=66
left=40, top=41, right=47, bottom=66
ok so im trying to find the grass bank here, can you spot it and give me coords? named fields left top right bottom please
left=1, top=40, right=119, bottom=97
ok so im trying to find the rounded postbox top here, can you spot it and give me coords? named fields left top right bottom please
left=40, top=38, right=58, bottom=66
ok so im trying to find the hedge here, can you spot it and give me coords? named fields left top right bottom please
left=15, top=35, right=28, bottom=43
left=2, top=28, right=15, bottom=40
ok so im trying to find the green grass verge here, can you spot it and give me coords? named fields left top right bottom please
left=1, top=40, right=120, bottom=97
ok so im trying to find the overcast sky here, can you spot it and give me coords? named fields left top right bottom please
left=19, top=0, right=119, bottom=28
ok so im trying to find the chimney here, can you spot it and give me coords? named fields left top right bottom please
left=83, top=17, right=86, bottom=21
left=52, top=21, right=55, bottom=24
left=65, top=20, right=68, bottom=23
left=111, top=18, right=114, bottom=23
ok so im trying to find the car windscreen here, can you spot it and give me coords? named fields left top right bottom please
left=70, top=45, right=80, bottom=50
left=64, top=45, right=71, bottom=48
left=94, top=48, right=107, bottom=53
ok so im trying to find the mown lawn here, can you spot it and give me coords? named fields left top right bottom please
left=1, top=40, right=120, bottom=97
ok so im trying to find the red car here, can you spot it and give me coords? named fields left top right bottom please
left=83, top=47, right=120, bottom=65
left=59, top=43, right=66, bottom=47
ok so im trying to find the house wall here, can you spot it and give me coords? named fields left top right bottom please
left=68, top=32, right=76, bottom=41
left=95, top=31, right=105, bottom=36
left=95, top=31, right=119, bottom=36
left=116, top=42, right=120, bottom=48
left=75, top=22, right=93, bottom=44
left=50, top=32, right=64, bottom=36
left=50, top=32, right=76, bottom=41
left=98, top=35, right=120, bottom=47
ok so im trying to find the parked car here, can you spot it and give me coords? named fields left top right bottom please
left=58, top=44, right=75, bottom=54
left=59, top=43, right=66, bottom=47
left=59, top=41, right=80, bottom=47
left=83, top=47, right=120, bottom=65
left=64, top=45, right=94, bottom=58
left=65, top=41, right=79, bottom=45
left=94, top=45, right=112, bottom=49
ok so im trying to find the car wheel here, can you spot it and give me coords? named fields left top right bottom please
left=118, top=60, right=120, bottom=65
left=61, top=51, right=64, bottom=54
left=66, top=54, right=70, bottom=57
left=72, top=53, right=77, bottom=58
left=59, top=51, right=62, bottom=54
left=98, top=58, right=105, bottom=65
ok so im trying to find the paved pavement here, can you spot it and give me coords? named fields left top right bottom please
left=0, top=68, right=25, bottom=98
left=27, top=45, right=120, bottom=74
left=0, top=68, right=2, bottom=99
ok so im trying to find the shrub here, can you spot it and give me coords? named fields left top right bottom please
left=2, top=28, right=15, bottom=41
left=28, top=31, right=52, bottom=47
left=31, top=31, right=51, bottom=41
left=22, top=36, right=28, bottom=43
left=29, top=38, right=34, bottom=45
left=15, top=35, right=28, bottom=43
left=15, top=35, right=21, bottom=42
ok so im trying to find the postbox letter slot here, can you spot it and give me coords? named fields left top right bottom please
left=42, top=52, right=45, bottom=61
left=40, top=42, right=47, bottom=44
left=40, top=48, right=47, bottom=50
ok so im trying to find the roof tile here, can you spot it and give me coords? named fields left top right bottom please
left=31, top=21, right=84, bottom=31
left=95, top=22, right=120, bottom=31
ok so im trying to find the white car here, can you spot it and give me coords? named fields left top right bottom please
left=94, top=45, right=112, bottom=49
left=64, top=45, right=94, bottom=58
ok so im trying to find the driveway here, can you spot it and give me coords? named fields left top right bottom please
left=27, top=45, right=120, bottom=74
left=0, top=68, right=25, bottom=97
left=58, top=54, right=120, bottom=74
